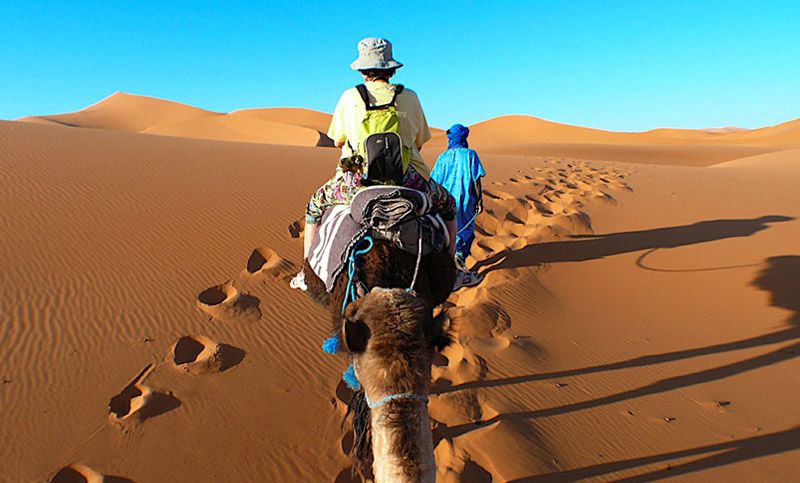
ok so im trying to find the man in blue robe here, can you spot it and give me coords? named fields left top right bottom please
left=431, top=124, right=486, bottom=289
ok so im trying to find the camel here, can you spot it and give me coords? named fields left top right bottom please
left=305, top=238, right=456, bottom=482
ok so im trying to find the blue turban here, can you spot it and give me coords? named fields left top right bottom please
left=446, top=124, right=469, bottom=149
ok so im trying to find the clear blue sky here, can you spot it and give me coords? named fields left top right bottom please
left=2, top=1, right=798, bottom=131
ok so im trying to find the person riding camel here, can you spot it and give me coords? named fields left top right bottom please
left=431, top=124, right=486, bottom=289
left=290, top=37, right=457, bottom=290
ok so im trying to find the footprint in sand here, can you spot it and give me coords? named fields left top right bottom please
left=458, top=460, right=493, bottom=483
left=108, top=365, right=180, bottom=427
left=433, top=336, right=489, bottom=387
left=430, top=389, right=485, bottom=427
left=171, top=335, right=245, bottom=374
left=50, top=464, right=133, bottom=483
left=246, top=246, right=296, bottom=281
left=434, top=439, right=494, bottom=483
left=334, top=467, right=360, bottom=483
left=448, top=301, right=513, bottom=352
left=197, top=280, right=261, bottom=322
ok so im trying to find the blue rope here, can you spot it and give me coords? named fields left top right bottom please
left=457, top=211, right=479, bottom=235
left=342, top=364, right=361, bottom=391
left=366, top=392, right=429, bottom=409
left=321, top=236, right=376, bottom=391
left=321, top=335, right=340, bottom=354
left=341, top=236, right=374, bottom=315
left=321, top=236, right=374, bottom=358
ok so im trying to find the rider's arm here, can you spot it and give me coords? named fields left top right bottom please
left=475, top=178, right=484, bottom=214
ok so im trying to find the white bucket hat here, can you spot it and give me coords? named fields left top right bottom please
left=350, top=37, right=403, bottom=71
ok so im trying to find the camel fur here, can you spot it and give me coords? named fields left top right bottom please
left=304, top=238, right=455, bottom=481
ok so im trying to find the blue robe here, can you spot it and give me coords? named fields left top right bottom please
left=431, top=145, right=485, bottom=261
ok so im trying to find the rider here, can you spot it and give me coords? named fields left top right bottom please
left=291, top=37, right=457, bottom=290
left=431, top=124, right=486, bottom=289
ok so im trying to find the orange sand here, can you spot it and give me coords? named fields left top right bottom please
left=2, top=94, right=799, bottom=482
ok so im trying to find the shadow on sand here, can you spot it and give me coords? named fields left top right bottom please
left=512, top=425, right=800, bottom=482
left=448, top=255, right=800, bottom=480
left=473, top=215, right=793, bottom=272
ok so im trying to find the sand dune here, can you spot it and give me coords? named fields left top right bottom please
left=230, top=107, right=332, bottom=133
left=465, top=114, right=799, bottom=149
left=712, top=148, right=800, bottom=169
left=19, top=92, right=219, bottom=132
left=725, top=118, right=800, bottom=148
left=19, top=92, right=335, bottom=147
left=427, top=114, right=798, bottom=165
left=16, top=93, right=800, bottom=164
left=3, top=116, right=800, bottom=481
left=2, top=101, right=799, bottom=481
left=141, top=113, right=329, bottom=146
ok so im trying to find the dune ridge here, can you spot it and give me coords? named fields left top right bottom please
left=16, top=92, right=800, bottom=165
left=19, top=92, right=336, bottom=147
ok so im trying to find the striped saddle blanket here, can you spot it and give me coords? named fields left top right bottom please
left=308, top=186, right=449, bottom=292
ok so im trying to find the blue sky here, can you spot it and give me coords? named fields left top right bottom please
left=1, top=1, right=798, bottom=131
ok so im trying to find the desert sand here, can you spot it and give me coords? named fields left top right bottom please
left=1, top=93, right=798, bottom=482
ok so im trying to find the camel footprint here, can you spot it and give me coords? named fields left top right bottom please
left=246, top=246, right=296, bottom=281
left=50, top=464, right=133, bottom=483
left=197, top=280, right=261, bottom=322
left=171, top=335, right=245, bottom=374
left=108, top=364, right=180, bottom=427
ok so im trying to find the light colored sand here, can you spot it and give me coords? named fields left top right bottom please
left=18, top=92, right=336, bottom=147
left=19, top=92, right=219, bottom=132
left=141, top=114, right=326, bottom=146
left=1, top=98, right=799, bottom=482
left=18, top=92, right=799, bottom=160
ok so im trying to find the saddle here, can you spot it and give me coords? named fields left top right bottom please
left=308, top=186, right=449, bottom=292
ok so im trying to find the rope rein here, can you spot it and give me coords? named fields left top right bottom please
left=331, top=225, right=430, bottom=404
left=456, top=211, right=479, bottom=235
left=342, top=235, right=375, bottom=315
left=354, top=361, right=429, bottom=409
left=406, top=229, right=423, bottom=295
left=366, top=392, right=429, bottom=409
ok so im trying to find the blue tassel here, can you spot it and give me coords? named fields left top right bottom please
left=322, top=335, right=340, bottom=354
left=342, top=364, right=361, bottom=391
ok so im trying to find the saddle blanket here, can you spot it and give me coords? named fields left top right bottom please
left=308, top=186, right=449, bottom=291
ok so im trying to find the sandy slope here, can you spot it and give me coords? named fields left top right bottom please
left=19, top=93, right=799, bottom=164
left=435, top=154, right=799, bottom=481
left=19, top=92, right=336, bottom=147
left=19, top=92, right=219, bottom=132
left=1, top=106, right=799, bottom=482
left=424, top=115, right=799, bottom=165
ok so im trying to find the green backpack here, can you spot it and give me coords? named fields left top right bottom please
left=353, top=83, right=412, bottom=185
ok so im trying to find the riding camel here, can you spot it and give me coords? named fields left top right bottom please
left=305, top=237, right=456, bottom=482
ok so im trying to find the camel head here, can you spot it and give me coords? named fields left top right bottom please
left=341, top=287, right=449, bottom=397
left=340, top=287, right=450, bottom=482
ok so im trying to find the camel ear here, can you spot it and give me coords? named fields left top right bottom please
left=342, top=298, right=370, bottom=352
left=342, top=319, right=370, bottom=353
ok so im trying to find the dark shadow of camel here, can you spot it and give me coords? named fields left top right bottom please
left=440, top=252, right=800, bottom=396
left=445, top=255, right=800, bottom=480
left=509, top=425, right=800, bottom=482
left=473, top=215, right=794, bottom=272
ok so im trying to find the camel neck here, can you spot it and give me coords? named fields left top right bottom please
left=370, top=399, right=436, bottom=483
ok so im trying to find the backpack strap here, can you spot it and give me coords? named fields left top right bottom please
left=389, top=84, right=404, bottom=107
left=356, top=83, right=406, bottom=110
left=355, top=84, right=371, bottom=108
